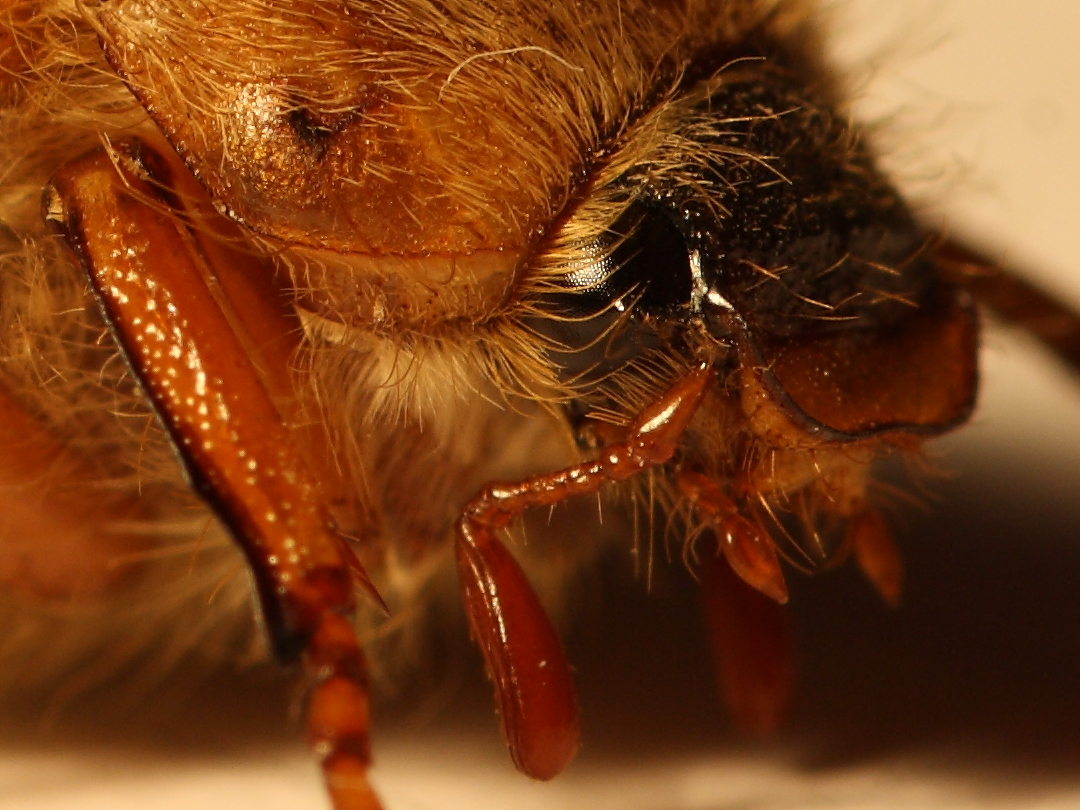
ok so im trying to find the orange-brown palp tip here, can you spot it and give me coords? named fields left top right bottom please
left=848, top=507, right=904, bottom=607
left=701, top=550, right=795, bottom=735
left=718, top=513, right=789, bottom=604
left=456, top=519, right=580, bottom=781
left=678, top=471, right=789, bottom=605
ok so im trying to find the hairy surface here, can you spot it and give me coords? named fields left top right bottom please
left=90, top=0, right=802, bottom=253
left=0, top=0, right=926, bottom=701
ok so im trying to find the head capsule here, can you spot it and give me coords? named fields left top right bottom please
left=528, top=63, right=977, bottom=447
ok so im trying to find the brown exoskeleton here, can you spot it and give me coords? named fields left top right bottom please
left=1, top=1, right=1078, bottom=808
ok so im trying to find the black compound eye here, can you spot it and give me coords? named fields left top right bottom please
left=527, top=199, right=696, bottom=384
left=554, top=200, right=694, bottom=320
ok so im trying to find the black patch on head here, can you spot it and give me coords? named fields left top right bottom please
left=532, top=63, right=938, bottom=386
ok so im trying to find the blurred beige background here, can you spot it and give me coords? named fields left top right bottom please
left=5, top=1, right=1080, bottom=808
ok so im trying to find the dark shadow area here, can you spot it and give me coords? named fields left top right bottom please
left=559, top=435, right=1080, bottom=793
left=4, top=409, right=1080, bottom=807
left=0, top=662, right=301, bottom=763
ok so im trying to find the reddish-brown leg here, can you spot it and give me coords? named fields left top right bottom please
left=700, top=548, right=794, bottom=734
left=457, top=365, right=712, bottom=780
left=677, top=470, right=788, bottom=604
left=848, top=507, right=904, bottom=607
left=45, top=138, right=383, bottom=810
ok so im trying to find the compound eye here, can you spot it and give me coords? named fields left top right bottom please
left=554, top=200, right=694, bottom=321
left=528, top=200, right=695, bottom=384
